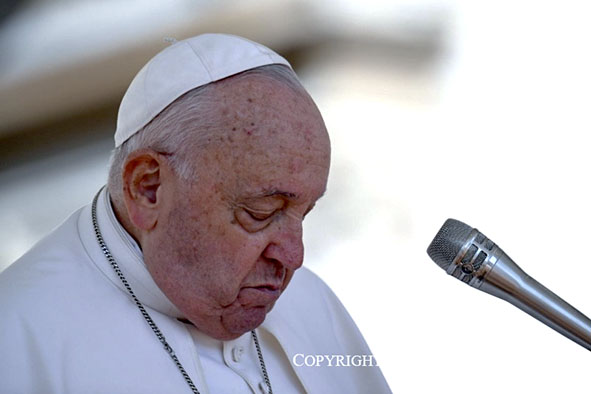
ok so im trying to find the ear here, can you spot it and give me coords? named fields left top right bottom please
left=122, top=149, right=165, bottom=231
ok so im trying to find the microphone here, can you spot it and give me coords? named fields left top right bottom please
left=427, top=218, right=591, bottom=351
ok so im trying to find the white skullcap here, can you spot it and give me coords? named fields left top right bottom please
left=114, top=33, right=292, bottom=147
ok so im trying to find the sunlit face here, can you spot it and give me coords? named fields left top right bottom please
left=142, top=74, right=331, bottom=340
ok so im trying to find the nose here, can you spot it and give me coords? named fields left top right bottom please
left=262, top=219, right=304, bottom=271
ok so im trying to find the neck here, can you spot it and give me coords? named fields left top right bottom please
left=110, top=193, right=144, bottom=251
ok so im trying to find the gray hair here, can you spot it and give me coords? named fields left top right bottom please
left=107, top=64, right=308, bottom=205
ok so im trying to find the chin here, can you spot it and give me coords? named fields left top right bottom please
left=220, top=305, right=269, bottom=339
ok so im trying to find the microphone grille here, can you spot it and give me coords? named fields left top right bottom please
left=427, top=218, right=474, bottom=270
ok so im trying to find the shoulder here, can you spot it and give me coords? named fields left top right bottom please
left=0, top=207, right=85, bottom=291
left=0, top=205, right=107, bottom=322
left=263, top=267, right=392, bottom=393
left=268, top=266, right=369, bottom=351
left=286, top=265, right=331, bottom=296
left=279, top=266, right=344, bottom=318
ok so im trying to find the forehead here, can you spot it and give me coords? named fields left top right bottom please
left=213, top=73, right=317, bottom=129
left=192, top=74, right=331, bottom=200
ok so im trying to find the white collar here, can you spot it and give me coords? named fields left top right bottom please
left=81, top=187, right=184, bottom=318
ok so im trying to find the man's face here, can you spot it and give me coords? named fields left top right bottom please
left=143, top=74, right=331, bottom=340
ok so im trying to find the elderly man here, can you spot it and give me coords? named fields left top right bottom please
left=0, top=34, right=391, bottom=393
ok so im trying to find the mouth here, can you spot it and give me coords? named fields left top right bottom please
left=249, top=284, right=281, bottom=297
left=238, top=284, right=282, bottom=305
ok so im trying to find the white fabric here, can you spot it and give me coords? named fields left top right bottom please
left=187, top=326, right=304, bottom=394
left=115, top=33, right=291, bottom=147
left=0, top=188, right=392, bottom=393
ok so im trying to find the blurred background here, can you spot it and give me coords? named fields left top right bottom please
left=1, top=0, right=590, bottom=392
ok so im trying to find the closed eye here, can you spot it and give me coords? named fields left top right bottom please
left=245, top=209, right=276, bottom=221
left=234, top=207, right=277, bottom=233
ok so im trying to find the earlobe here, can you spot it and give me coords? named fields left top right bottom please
left=122, top=151, right=163, bottom=231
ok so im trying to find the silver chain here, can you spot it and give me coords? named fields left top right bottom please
left=251, top=329, right=273, bottom=394
left=91, top=187, right=273, bottom=394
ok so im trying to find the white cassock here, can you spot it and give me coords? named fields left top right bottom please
left=0, top=188, right=391, bottom=394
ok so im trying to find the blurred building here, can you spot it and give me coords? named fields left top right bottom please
left=1, top=1, right=590, bottom=393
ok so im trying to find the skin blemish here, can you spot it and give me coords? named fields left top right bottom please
left=288, top=159, right=305, bottom=174
left=303, top=128, right=313, bottom=143
left=232, top=127, right=237, bottom=131
left=247, top=98, right=253, bottom=103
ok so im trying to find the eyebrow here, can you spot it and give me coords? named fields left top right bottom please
left=261, top=189, right=298, bottom=199
left=257, top=188, right=327, bottom=201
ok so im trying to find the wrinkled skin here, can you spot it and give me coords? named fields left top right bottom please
left=138, top=75, right=331, bottom=340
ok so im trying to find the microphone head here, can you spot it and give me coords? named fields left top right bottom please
left=427, top=218, right=474, bottom=271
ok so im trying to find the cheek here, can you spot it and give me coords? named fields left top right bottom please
left=175, top=210, right=268, bottom=282
left=161, top=191, right=270, bottom=287
left=215, top=231, right=269, bottom=275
